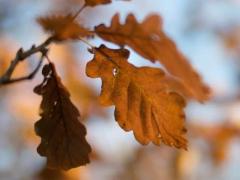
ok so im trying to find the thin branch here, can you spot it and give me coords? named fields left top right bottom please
left=1, top=55, right=45, bottom=85
left=0, top=37, right=53, bottom=86
left=0, top=4, right=88, bottom=87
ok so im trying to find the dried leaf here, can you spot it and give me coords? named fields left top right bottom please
left=95, top=14, right=210, bottom=101
left=86, top=45, right=187, bottom=149
left=34, top=63, right=91, bottom=170
left=85, top=0, right=111, bottom=6
left=37, top=15, right=92, bottom=41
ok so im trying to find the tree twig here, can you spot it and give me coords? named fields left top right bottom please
left=0, top=4, right=87, bottom=87
left=0, top=37, right=53, bottom=86
left=1, top=54, right=46, bottom=85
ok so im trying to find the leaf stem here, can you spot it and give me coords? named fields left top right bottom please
left=78, top=37, right=94, bottom=48
left=72, top=4, right=87, bottom=20
left=45, top=54, right=52, bottom=63
left=78, top=37, right=121, bottom=68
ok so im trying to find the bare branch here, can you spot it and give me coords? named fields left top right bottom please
left=0, top=54, right=45, bottom=85
left=0, top=5, right=87, bottom=87
left=0, top=37, right=53, bottom=86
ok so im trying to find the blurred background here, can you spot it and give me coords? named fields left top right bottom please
left=1, top=0, right=240, bottom=179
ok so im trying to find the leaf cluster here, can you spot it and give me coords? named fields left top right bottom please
left=0, top=0, right=211, bottom=170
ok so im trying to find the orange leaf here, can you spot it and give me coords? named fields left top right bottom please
left=34, top=63, right=91, bottom=170
left=37, top=15, right=92, bottom=41
left=86, top=45, right=187, bottom=149
left=95, top=14, right=210, bottom=102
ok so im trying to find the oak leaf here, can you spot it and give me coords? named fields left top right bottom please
left=86, top=45, right=187, bottom=149
left=37, top=15, right=92, bottom=41
left=95, top=14, right=210, bottom=101
left=34, top=63, right=91, bottom=170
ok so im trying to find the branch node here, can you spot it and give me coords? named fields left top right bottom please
left=17, top=48, right=24, bottom=61
left=41, top=47, right=49, bottom=56
left=31, top=44, right=36, bottom=50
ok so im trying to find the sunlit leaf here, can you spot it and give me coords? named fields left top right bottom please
left=37, top=15, right=92, bottom=41
left=95, top=14, right=210, bottom=101
left=86, top=45, right=187, bottom=149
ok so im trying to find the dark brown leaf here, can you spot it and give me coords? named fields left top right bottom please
left=34, top=63, right=91, bottom=170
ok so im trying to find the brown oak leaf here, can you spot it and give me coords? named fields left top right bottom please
left=95, top=14, right=210, bottom=102
left=37, top=15, right=92, bottom=41
left=34, top=63, right=91, bottom=170
left=86, top=45, right=187, bottom=149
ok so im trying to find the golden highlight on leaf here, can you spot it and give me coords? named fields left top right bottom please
left=34, top=63, right=91, bottom=170
left=86, top=45, right=187, bottom=149
left=95, top=13, right=210, bottom=101
left=37, top=15, right=92, bottom=41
